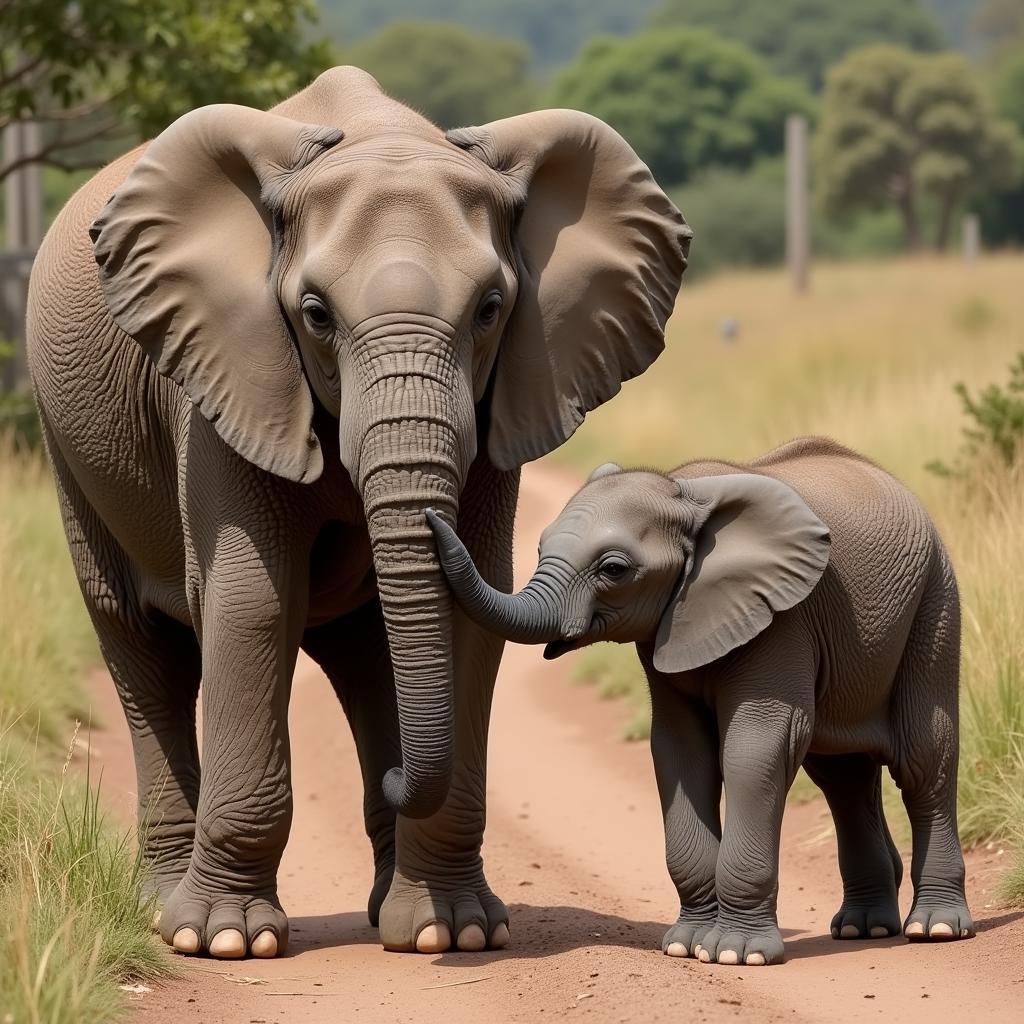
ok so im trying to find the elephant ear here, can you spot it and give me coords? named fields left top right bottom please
left=447, top=110, right=692, bottom=471
left=89, top=104, right=342, bottom=483
left=653, top=474, right=830, bottom=675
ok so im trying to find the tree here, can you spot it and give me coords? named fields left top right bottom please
left=650, top=0, right=943, bottom=89
left=815, top=46, right=1023, bottom=250
left=319, top=0, right=660, bottom=71
left=977, top=46, right=1024, bottom=245
left=0, top=0, right=333, bottom=181
left=343, top=21, right=537, bottom=128
left=548, top=29, right=814, bottom=188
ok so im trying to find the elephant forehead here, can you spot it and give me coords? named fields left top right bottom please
left=293, top=155, right=512, bottom=288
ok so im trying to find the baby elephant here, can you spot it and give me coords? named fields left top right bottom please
left=426, top=437, right=973, bottom=966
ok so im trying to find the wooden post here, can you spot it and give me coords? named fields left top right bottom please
left=786, top=113, right=810, bottom=294
left=962, top=213, right=980, bottom=267
left=1, top=121, right=43, bottom=390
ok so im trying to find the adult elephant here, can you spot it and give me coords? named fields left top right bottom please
left=27, top=67, right=690, bottom=960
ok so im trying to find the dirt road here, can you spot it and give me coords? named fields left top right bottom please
left=87, top=462, right=1023, bottom=1023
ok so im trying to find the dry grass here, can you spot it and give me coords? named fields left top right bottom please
left=560, top=254, right=1024, bottom=898
left=0, top=439, right=171, bottom=1021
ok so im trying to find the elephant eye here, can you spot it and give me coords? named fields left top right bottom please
left=476, top=290, right=503, bottom=328
left=301, top=295, right=334, bottom=335
left=598, top=556, right=632, bottom=582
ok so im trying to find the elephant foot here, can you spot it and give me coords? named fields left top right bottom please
left=367, top=859, right=395, bottom=927
left=830, top=895, right=902, bottom=939
left=661, top=908, right=717, bottom=958
left=693, top=917, right=785, bottom=966
left=378, top=869, right=509, bottom=953
left=904, top=893, right=974, bottom=941
left=158, top=874, right=288, bottom=959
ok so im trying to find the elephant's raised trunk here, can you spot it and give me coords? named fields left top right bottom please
left=426, top=511, right=567, bottom=645
left=353, top=321, right=474, bottom=820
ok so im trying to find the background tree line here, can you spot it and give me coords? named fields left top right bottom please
left=2, top=0, right=1023, bottom=278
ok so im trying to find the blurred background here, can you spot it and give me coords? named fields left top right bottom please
left=1, top=5, right=1023, bottom=1017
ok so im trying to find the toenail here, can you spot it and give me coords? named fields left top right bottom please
left=172, top=927, right=201, bottom=954
left=831, top=926, right=839, bottom=938
left=870, top=926, right=890, bottom=938
left=665, top=942, right=687, bottom=957
left=905, top=921, right=925, bottom=937
left=416, top=922, right=451, bottom=954
left=745, top=952, right=766, bottom=966
left=457, top=923, right=487, bottom=952
left=209, top=928, right=246, bottom=958
left=697, top=948, right=711, bottom=963
left=840, top=924, right=860, bottom=938
left=718, top=949, right=739, bottom=965
left=251, top=930, right=278, bottom=958
left=929, top=922, right=954, bottom=938
left=490, top=923, right=510, bottom=948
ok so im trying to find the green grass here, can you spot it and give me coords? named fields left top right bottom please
left=561, top=255, right=1024, bottom=903
left=0, top=439, right=171, bottom=1022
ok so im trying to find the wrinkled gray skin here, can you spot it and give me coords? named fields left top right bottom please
left=430, top=437, right=974, bottom=966
left=26, top=67, right=690, bottom=959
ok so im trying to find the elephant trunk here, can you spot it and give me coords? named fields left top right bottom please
left=426, top=511, right=568, bottom=645
left=354, top=324, right=474, bottom=821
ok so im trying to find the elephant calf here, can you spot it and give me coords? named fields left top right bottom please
left=427, top=437, right=974, bottom=966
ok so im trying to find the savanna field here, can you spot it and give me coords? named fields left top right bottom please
left=1, top=254, right=1022, bottom=1020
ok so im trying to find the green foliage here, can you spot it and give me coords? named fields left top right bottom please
left=977, top=47, right=1024, bottom=246
left=928, top=354, right=1024, bottom=477
left=318, top=0, right=659, bottom=70
left=651, top=0, right=943, bottom=89
left=815, top=45, right=1024, bottom=250
left=549, top=29, right=814, bottom=188
left=0, top=0, right=334, bottom=176
left=670, top=161, right=786, bottom=278
left=344, top=21, right=537, bottom=128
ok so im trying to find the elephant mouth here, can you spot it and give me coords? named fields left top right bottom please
left=543, top=637, right=587, bottom=660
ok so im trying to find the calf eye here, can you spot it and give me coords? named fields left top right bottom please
left=301, top=294, right=334, bottom=335
left=599, top=556, right=631, bottom=581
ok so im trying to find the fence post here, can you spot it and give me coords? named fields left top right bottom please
left=786, top=113, right=810, bottom=295
left=2, top=121, right=43, bottom=390
left=962, top=213, right=980, bottom=267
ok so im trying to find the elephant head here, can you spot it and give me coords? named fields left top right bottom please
left=428, top=465, right=830, bottom=673
left=88, top=67, right=691, bottom=819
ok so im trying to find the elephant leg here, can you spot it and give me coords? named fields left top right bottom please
left=646, top=670, right=722, bottom=959
left=47, top=432, right=200, bottom=902
left=159, top=524, right=308, bottom=961
left=890, top=568, right=973, bottom=941
left=803, top=753, right=902, bottom=940
left=302, top=599, right=399, bottom=926
left=697, top=641, right=815, bottom=967
left=378, top=459, right=517, bottom=954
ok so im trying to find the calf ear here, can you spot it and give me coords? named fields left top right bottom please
left=653, top=474, right=830, bottom=674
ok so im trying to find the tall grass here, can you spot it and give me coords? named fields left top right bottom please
left=559, top=254, right=1024, bottom=902
left=0, top=439, right=171, bottom=1021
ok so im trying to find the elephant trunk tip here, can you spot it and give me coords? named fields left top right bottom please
left=382, top=765, right=449, bottom=819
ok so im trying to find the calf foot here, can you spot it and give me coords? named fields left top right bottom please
left=694, top=918, right=785, bottom=966
left=379, top=868, right=509, bottom=953
left=831, top=894, right=902, bottom=939
left=159, top=873, right=288, bottom=959
left=662, top=907, right=718, bottom=958
left=904, top=892, right=974, bottom=941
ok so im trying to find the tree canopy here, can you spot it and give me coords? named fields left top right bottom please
left=319, top=0, right=659, bottom=70
left=344, top=21, right=537, bottom=128
left=548, top=28, right=814, bottom=188
left=814, top=45, right=1023, bottom=250
left=0, top=0, right=331, bottom=179
left=650, top=0, right=943, bottom=88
